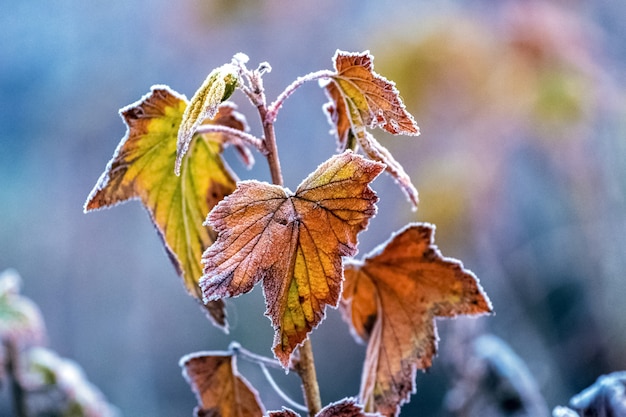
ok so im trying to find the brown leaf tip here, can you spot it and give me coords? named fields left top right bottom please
left=383, top=222, right=493, bottom=315
left=84, top=85, right=185, bottom=213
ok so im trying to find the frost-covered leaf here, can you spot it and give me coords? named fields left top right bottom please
left=0, top=269, right=45, bottom=346
left=316, top=398, right=381, bottom=417
left=84, top=86, right=243, bottom=329
left=268, top=398, right=380, bottom=417
left=553, top=406, right=580, bottom=417
left=322, top=51, right=419, bottom=208
left=181, top=351, right=265, bottom=417
left=202, top=151, right=384, bottom=366
left=341, top=224, right=492, bottom=416
left=268, top=409, right=300, bottom=417
left=176, top=64, right=240, bottom=173
left=323, top=51, right=419, bottom=148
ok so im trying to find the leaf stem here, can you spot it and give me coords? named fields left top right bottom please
left=258, top=104, right=284, bottom=185
left=229, top=342, right=309, bottom=413
left=194, top=124, right=266, bottom=154
left=266, top=70, right=335, bottom=125
left=229, top=341, right=287, bottom=371
left=243, top=64, right=285, bottom=185
left=259, top=363, right=309, bottom=412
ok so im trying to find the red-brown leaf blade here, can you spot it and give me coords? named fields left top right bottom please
left=341, top=223, right=492, bottom=416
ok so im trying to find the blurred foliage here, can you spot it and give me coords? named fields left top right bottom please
left=0, top=270, right=118, bottom=416
left=0, top=269, right=45, bottom=348
left=445, top=334, right=549, bottom=417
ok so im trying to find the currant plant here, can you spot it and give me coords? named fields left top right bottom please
left=85, top=50, right=492, bottom=417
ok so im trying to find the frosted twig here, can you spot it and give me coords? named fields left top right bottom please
left=195, top=125, right=266, bottom=154
left=266, top=70, right=335, bottom=124
left=228, top=341, right=287, bottom=371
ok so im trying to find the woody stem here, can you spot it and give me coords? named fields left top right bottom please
left=250, top=70, right=321, bottom=417
left=257, top=103, right=284, bottom=186
left=295, top=339, right=322, bottom=416
left=260, top=104, right=322, bottom=416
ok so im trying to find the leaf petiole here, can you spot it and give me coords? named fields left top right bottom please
left=266, top=70, right=335, bottom=124
left=228, top=342, right=309, bottom=412
left=260, top=363, right=309, bottom=412
left=228, top=341, right=288, bottom=371
left=195, top=124, right=266, bottom=154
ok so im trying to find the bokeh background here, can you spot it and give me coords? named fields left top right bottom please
left=2, top=0, right=626, bottom=415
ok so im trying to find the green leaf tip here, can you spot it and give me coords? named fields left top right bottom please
left=176, top=63, right=240, bottom=175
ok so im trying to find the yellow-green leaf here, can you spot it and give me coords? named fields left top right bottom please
left=176, top=64, right=239, bottom=174
left=201, top=151, right=384, bottom=366
left=84, top=85, right=241, bottom=329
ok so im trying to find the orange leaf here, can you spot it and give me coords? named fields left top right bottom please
left=322, top=51, right=420, bottom=208
left=322, top=50, right=419, bottom=149
left=341, top=223, right=492, bottom=416
left=180, top=352, right=265, bottom=417
left=201, top=151, right=384, bottom=366
left=84, top=86, right=242, bottom=329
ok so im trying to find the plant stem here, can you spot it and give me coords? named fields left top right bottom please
left=261, top=104, right=322, bottom=414
left=295, top=340, right=322, bottom=416
left=194, top=124, right=265, bottom=154
left=229, top=341, right=287, bottom=371
left=248, top=63, right=322, bottom=417
left=257, top=101, right=284, bottom=186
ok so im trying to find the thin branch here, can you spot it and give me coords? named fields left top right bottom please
left=229, top=341, right=288, bottom=371
left=266, top=70, right=335, bottom=125
left=260, top=363, right=309, bottom=412
left=258, top=104, right=284, bottom=185
left=195, top=124, right=266, bottom=154
left=245, top=66, right=284, bottom=185
left=229, top=342, right=308, bottom=412
left=238, top=61, right=322, bottom=417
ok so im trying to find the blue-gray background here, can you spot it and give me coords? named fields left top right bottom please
left=2, top=1, right=626, bottom=415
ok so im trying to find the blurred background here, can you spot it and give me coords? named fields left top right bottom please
left=2, top=0, right=626, bottom=415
